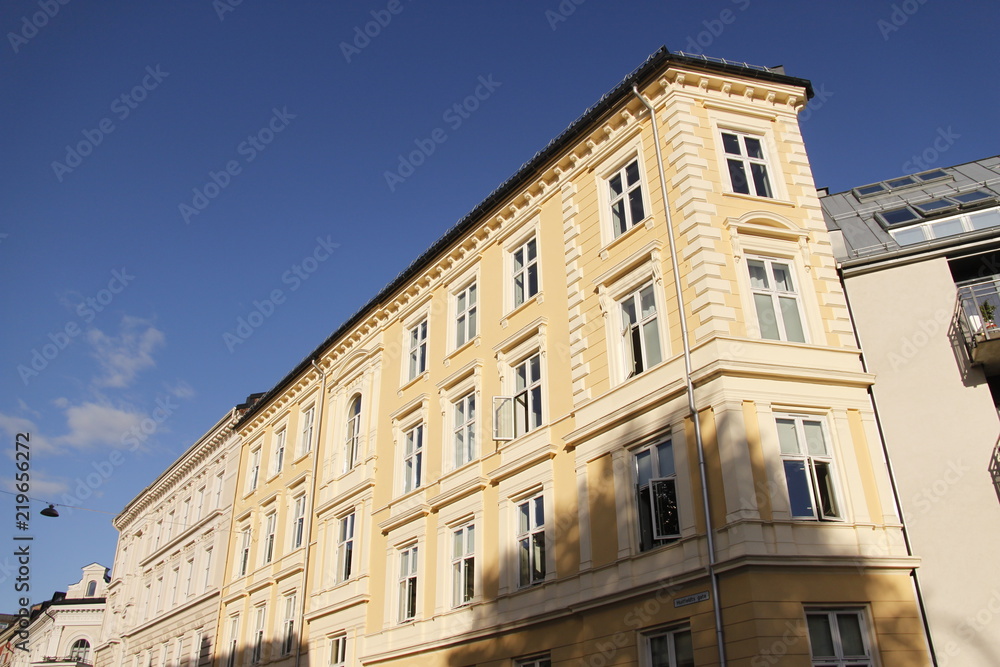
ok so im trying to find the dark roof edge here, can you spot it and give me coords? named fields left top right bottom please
left=236, top=47, right=814, bottom=428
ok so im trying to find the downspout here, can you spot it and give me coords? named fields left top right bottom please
left=293, top=360, right=327, bottom=667
left=633, top=85, right=728, bottom=667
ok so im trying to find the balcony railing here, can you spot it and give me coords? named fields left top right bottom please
left=957, top=278, right=1000, bottom=369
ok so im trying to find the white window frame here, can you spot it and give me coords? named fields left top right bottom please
left=452, top=391, right=477, bottom=469
left=238, top=527, right=251, bottom=577
left=328, top=636, right=347, bottom=667
left=618, top=282, right=664, bottom=379
left=291, top=495, right=306, bottom=550
left=454, top=280, right=478, bottom=349
left=202, top=547, right=212, bottom=592
left=451, top=523, right=475, bottom=607
left=516, top=656, right=551, bottom=667
left=182, top=498, right=191, bottom=528
left=250, top=606, right=265, bottom=665
left=195, top=486, right=205, bottom=522
left=173, top=637, right=183, bottom=667
left=248, top=448, right=261, bottom=492
left=184, top=558, right=194, bottom=598
left=337, top=512, right=355, bottom=583
left=343, top=395, right=362, bottom=472
left=214, top=472, right=225, bottom=510
left=721, top=129, right=774, bottom=198
left=170, top=566, right=180, bottom=606
left=633, top=440, right=681, bottom=552
left=775, top=414, right=842, bottom=521
left=510, top=236, right=540, bottom=309
left=272, top=428, right=287, bottom=476
left=401, top=423, right=424, bottom=494
left=805, top=608, right=875, bottom=666
left=397, top=545, right=418, bottom=623
left=746, top=255, right=808, bottom=343
left=605, top=156, right=649, bottom=238
left=643, top=625, right=694, bottom=667
left=299, top=406, right=315, bottom=457
left=493, top=351, right=544, bottom=441
left=262, top=512, right=277, bottom=564
left=515, top=493, right=545, bottom=588
left=281, top=594, right=296, bottom=656
left=225, top=617, right=238, bottom=667
left=406, top=318, right=428, bottom=381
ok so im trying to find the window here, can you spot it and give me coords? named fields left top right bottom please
left=402, top=424, right=424, bottom=494
left=281, top=594, right=296, bottom=656
left=300, top=407, right=315, bottom=456
left=238, top=527, right=251, bottom=576
left=170, top=567, right=180, bottom=605
left=776, top=415, right=840, bottom=520
left=226, top=617, right=238, bottom=667
left=156, top=576, right=164, bottom=611
left=155, top=520, right=163, bottom=550
left=192, top=630, right=203, bottom=667
left=70, top=639, right=90, bottom=663
left=291, top=496, right=306, bottom=549
left=202, top=548, right=212, bottom=591
left=262, top=512, right=276, bottom=564
left=455, top=282, right=477, bottom=347
left=620, top=283, right=662, bottom=378
left=608, top=158, right=647, bottom=237
left=806, top=609, right=873, bottom=666
left=174, top=638, right=183, bottom=667
left=452, top=524, right=475, bottom=607
left=196, top=487, right=205, bottom=522
left=876, top=206, right=920, bottom=226
left=747, top=257, right=806, bottom=343
left=273, top=428, right=286, bottom=475
left=85, top=580, right=97, bottom=597
left=184, top=558, right=194, bottom=597
left=634, top=441, right=680, bottom=552
left=166, top=512, right=175, bottom=541
left=329, top=636, right=346, bottom=667
left=453, top=392, right=476, bottom=468
left=511, top=237, right=539, bottom=307
left=337, top=513, right=355, bottom=582
left=516, top=494, right=545, bottom=587
left=722, top=131, right=773, bottom=198
left=493, top=353, right=544, bottom=441
left=251, top=607, right=265, bottom=664
left=248, top=448, right=261, bottom=492
left=215, top=472, right=225, bottom=509
left=516, top=656, right=550, bottom=667
left=143, top=583, right=151, bottom=620
left=182, top=498, right=191, bottom=528
left=344, top=396, right=362, bottom=472
left=646, top=627, right=694, bottom=667
left=407, top=319, right=428, bottom=380
left=398, top=546, right=418, bottom=623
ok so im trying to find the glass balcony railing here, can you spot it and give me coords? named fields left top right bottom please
left=957, top=278, right=1000, bottom=368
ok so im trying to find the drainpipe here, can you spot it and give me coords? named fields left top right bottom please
left=293, top=360, right=327, bottom=667
left=633, top=85, right=727, bottom=667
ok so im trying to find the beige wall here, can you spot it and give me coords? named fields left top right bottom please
left=845, top=258, right=1000, bottom=667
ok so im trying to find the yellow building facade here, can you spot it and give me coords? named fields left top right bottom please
left=207, top=49, right=932, bottom=667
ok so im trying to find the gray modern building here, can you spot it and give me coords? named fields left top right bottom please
left=821, top=155, right=1000, bottom=667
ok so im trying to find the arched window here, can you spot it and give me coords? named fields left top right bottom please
left=85, top=580, right=97, bottom=597
left=344, top=396, right=362, bottom=472
left=70, top=639, right=90, bottom=663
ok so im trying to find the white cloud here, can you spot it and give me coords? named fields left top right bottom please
left=55, top=402, right=145, bottom=450
left=166, top=380, right=196, bottom=399
left=1, top=471, right=69, bottom=496
left=88, top=316, right=165, bottom=388
left=0, top=413, right=57, bottom=454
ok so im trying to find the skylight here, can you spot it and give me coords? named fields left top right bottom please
left=916, top=169, right=949, bottom=181
left=913, top=199, right=957, bottom=215
left=952, top=190, right=994, bottom=205
left=886, top=176, right=917, bottom=188
left=877, top=207, right=921, bottom=226
left=854, top=183, right=887, bottom=197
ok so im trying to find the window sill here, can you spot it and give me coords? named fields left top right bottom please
left=399, top=371, right=428, bottom=393
left=444, top=336, right=480, bottom=366
left=599, top=215, right=655, bottom=259
left=721, top=191, right=795, bottom=207
left=502, top=292, right=543, bottom=327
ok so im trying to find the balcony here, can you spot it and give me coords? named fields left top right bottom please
left=957, top=278, right=1000, bottom=372
left=32, top=657, right=91, bottom=667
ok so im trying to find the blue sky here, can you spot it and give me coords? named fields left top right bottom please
left=1, top=0, right=997, bottom=610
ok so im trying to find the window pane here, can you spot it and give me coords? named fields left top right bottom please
left=753, top=293, right=780, bottom=340
left=722, top=133, right=741, bottom=155
left=814, top=461, right=840, bottom=518
left=929, top=218, right=965, bottom=239
left=637, top=486, right=655, bottom=551
left=643, top=320, right=662, bottom=367
left=518, top=502, right=529, bottom=534
left=655, top=442, right=674, bottom=478
left=530, top=386, right=542, bottom=428
left=629, top=189, right=645, bottom=225
left=803, top=421, right=827, bottom=455
left=609, top=174, right=623, bottom=197
left=674, top=630, right=694, bottom=667
left=527, top=264, right=538, bottom=298
left=970, top=209, right=1000, bottom=230
left=771, top=263, right=794, bottom=292
left=533, top=496, right=544, bottom=528
left=837, top=613, right=866, bottom=656
left=784, top=460, right=815, bottom=517
left=636, top=450, right=653, bottom=486
left=518, top=538, right=530, bottom=587
left=527, top=239, right=536, bottom=262
left=750, top=163, right=772, bottom=197
left=625, top=160, right=640, bottom=186
left=779, top=296, right=805, bottom=342
left=621, top=298, right=637, bottom=326
left=649, top=635, right=670, bottom=667
left=640, top=285, right=656, bottom=317
left=744, top=136, right=764, bottom=159
left=893, top=226, right=926, bottom=245
left=531, top=532, right=545, bottom=580
left=807, top=614, right=836, bottom=657
left=650, top=478, right=679, bottom=538
left=453, top=530, right=463, bottom=559
left=728, top=159, right=750, bottom=194
left=611, top=200, right=627, bottom=236
left=748, top=260, right=769, bottom=289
